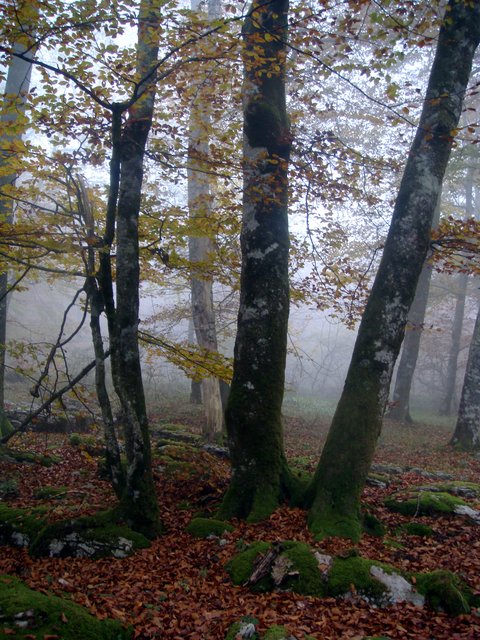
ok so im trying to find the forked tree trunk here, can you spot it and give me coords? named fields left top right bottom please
left=0, top=2, right=36, bottom=433
left=388, top=196, right=441, bottom=423
left=307, top=0, right=480, bottom=541
left=451, top=303, right=480, bottom=450
left=98, top=0, right=162, bottom=538
left=188, top=0, right=224, bottom=442
left=218, top=0, right=297, bottom=522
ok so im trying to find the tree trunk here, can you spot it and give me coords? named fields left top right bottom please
left=188, top=0, right=224, bottom=442
left=0, top=2, right=36, bottom=412
left=307, top=0, right=480, bottom=542
left=450, top=304, right=480, bottom=450
left=218, top=0, right=296, bottom=522
left=439, top=272, right=468, bottom=415
left=76, top=176, right=124, bottom=498
left=388, top=196, right=441, bottom=423
left=440, top=166, right=475, bottom=415
left=98, top=0, right=162, bottom=538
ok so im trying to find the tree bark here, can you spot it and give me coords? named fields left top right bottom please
left=188, top=0, right=224, bottom=442
left=388, top=196, right=441, bottom=423
left=98, top=0, right=162, bottom=538
left=0, top=2, right=36, bottom=415
left=218, top=0, right=296, bottom=522
left=307, top=0, right=480, bottom=541
left=450, top=303, right=480, bottom=450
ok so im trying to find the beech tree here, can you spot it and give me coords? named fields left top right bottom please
left=188, top=0, right=224, bottom=441
left=450, top=303, right=480, bottom=450
left=307, top=0, right=480, bottom=541
left=0, top=1, right=36, bottom=435
left=218, top=0, right=298, bottom=522
left=388, top=197, right=440, bottom=424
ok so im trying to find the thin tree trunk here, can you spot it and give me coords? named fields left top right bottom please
left=450, top=303, right=480, bottom=450
left=389, top=196, right=441, bottom=423
left=188, top=0, right=224, bottom=442
left=76, top=175, right=124, bottom=498
left=218, top=0, right=296, bottom=522
left=307, top=0, right=480, bottom=542
left=0, top=2, right=36, bottom=424
left=439, top=272, right=468, bottom=415
left=440, top=166, right=475, bottom=415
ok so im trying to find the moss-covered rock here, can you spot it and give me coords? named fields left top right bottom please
left=224, top=616, right=259, bottom=640
left=227, top=541, right=272, bottom=592
left=384, top=489, right=466, bottom=516
left=327, top=555, right=389, bottom=600
left=29, top=509, right=150, bottom=558
left=186, top=517, right=234, bottom=538
left=0, top=574, right=132, bottom=639
left=227, top=541, right=326, bottom=596
left=0, top=445, right=59, bottom=467
left=415, top=570, right=480, bottom=615
left=0, top=504, right=47, bottom=547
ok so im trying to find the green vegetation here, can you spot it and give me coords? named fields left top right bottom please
left=327, top=555, right=389, bottom=599
left=398, top=522, right=433, bottom=537
left=33, top=485, right=69, bottom=500
left=30, top=508, right=150, bottom=558
left=0, top=503, right=47, bottom=547
left=385, top=490, right=466, bottom=516
left=415, top=570, right=480, bottom=615
left=186, top=517, right=234, bottom=538
left=0, top=574, right=132, bottom=639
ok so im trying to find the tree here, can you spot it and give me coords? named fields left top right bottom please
left=388, top=196, right=441, bottom=424
left=450, top=301, right=480, bottom=450
left=218, top=0, right=298, bottom=522
left=0, top=1, right=37, bottom=435
left=306, top=0, right=480, bottom=541
left=188, top=0, right=224, bottom=442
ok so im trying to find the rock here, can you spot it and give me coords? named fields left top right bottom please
left=369, top=566, right=424, bottom=607
left=454, top=505, right=480, bottom=524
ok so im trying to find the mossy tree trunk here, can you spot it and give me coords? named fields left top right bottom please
left=96, top=0, right=162, bottom=538
left=388, top=196, right=440, bottom=424
left=307, top=0, right=480, bottom=542
left=450, top=303, right=480, bottom=450
left=218, top=0, right=295, bottom=522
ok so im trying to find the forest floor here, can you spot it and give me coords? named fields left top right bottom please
left=1, top=399, right=480, bottom=639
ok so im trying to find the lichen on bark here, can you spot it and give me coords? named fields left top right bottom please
left=218, top=0, right=294, bottom=521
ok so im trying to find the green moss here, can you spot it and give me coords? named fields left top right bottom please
left=0, top=446, right=59, bottom=467
left=415, top=570, right=480, bottom=615
left=263, top=625, right=290, bottom=640
left=362, top=512, right=386, bottom=537
left=225, top=616, right=259, bottom=640
left=69, top=433, right=82, bottom=446
left=227, top=541, right=325, bottom=597
left=226, top=541, right=273, bottom=592
left=34, top=486, right=69, bottom=500
left=0, top=574, right=132, bottom=639
left=308, top=505, right=362, bottom=542
left=399, top=523, right=433, bottom=537
left=29, top=509, right=150, bottom=558
left=384, top=490, right=466, bottom=516
left=327, top=556, right=390, bottom=599
left=186, top=517, right=234, bottom=538
left=434, top=481, right=480, bottom=498
left=0, top=504, right=47, bottom=546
